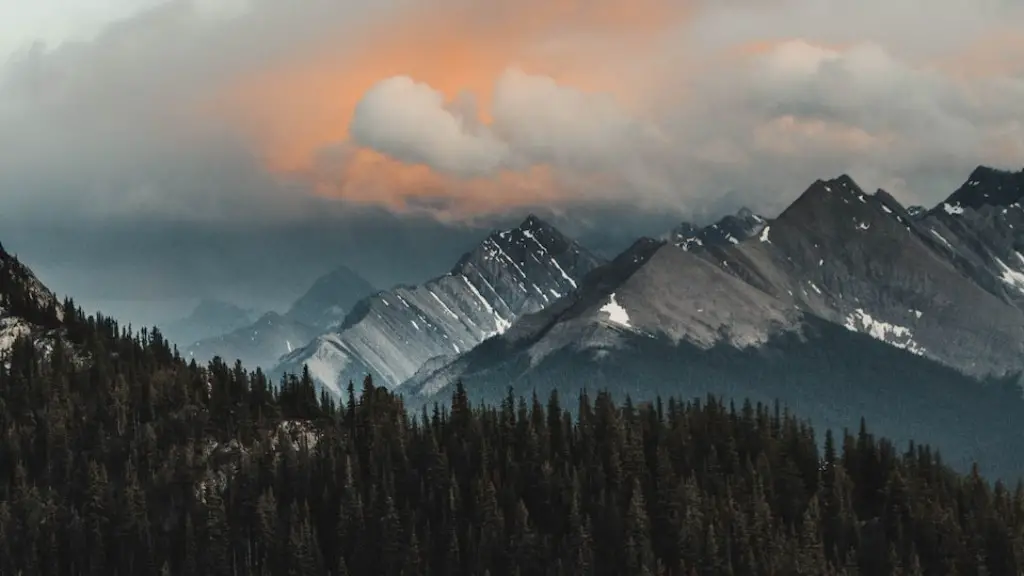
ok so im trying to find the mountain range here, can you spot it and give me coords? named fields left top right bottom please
left=5, top=166, right=1024, bottom=478
left=393, top=167, right=1024, bottom=478
left=405, top=168, right=1024, bottom=397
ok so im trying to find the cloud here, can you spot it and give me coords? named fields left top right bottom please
left=350, top=76, right=508, bottom=177
left=349, top=67, right=665, bottom=184
left=4, top=0, right=1022, bottom=224
left=1, top=0, right=1024, bottom=322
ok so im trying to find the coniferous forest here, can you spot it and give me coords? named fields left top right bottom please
left=3, top=292, right=1024, bottom=574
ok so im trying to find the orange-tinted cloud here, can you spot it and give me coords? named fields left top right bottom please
left=207, top=0, right=692, bottom=206
left=754, top=116, right=896, bottom=156
left=308, top=148, right=564, bottom=219
left=938, top=28, right=1024, bottom=78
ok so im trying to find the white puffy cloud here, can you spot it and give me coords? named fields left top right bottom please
left=350, top=76, right=509, bottom=177
left=491, top=68, right=663, bottom=170
left=349, top=67, right=669, bottom=197
left=346, top=36, right=1024, bottom=214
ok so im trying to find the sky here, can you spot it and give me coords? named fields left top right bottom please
left=1, top=0, right=1023, bottom=326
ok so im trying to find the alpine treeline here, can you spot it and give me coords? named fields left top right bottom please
left=2, top=298, right=1024, bottom=575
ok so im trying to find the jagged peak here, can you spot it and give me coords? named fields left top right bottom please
left=450, top=213, right=592, bottom=278
left=808, top=174, right=865, bottom=196
left=872, top=188, right=908, bottom=212
left=833, top=173, right=860, bottom=190
left=941, top=165, right=1024, bottom=211
left=969, top=165, right=1019, bottom=180
left=490, top=213, right=573, bottom=250
left=778, top=174, right=870, bottom=222
left=519, top=213, right=549, bottom=231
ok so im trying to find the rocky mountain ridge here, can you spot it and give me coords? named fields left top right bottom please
left=271, top=215, right=604, bottom=394
left=405, top=167, right=1024, bottom=398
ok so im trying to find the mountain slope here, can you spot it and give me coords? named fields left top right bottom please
left=272, top=215, right=604, bottom=394
left=913, top=166, right=1024, bottom=310
left=400, top=238, right=801, bottom=397
left=406, top=311, right=1024, bottom=478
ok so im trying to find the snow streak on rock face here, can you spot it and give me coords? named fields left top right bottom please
left=994, top=254, right=1024, bottom=293
left=273, top=215, right=603, bottom=395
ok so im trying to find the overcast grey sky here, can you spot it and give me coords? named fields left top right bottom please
left=1, top=0, right=1022, bottom=326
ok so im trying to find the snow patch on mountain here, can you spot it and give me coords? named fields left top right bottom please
left=844, top=308, right=925, bottom=356
left=600, top=293, right=632, bottom=328
left=943, top=202, right=965, bottom=215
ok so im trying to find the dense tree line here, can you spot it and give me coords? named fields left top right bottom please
left=2, top=276, right=1024, bottom=574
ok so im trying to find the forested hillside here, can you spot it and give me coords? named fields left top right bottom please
left=2, top=296, right=1024, bottom=575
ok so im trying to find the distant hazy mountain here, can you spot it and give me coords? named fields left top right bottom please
left=272, top=215, right=604, bottom=394
left=163, top=299, right=257, bottom=346
left=284, top=265, right=376, bottom=330
left=186, top=312, right=317, bottom=371
left=185, top=265, right=376, bottom=370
